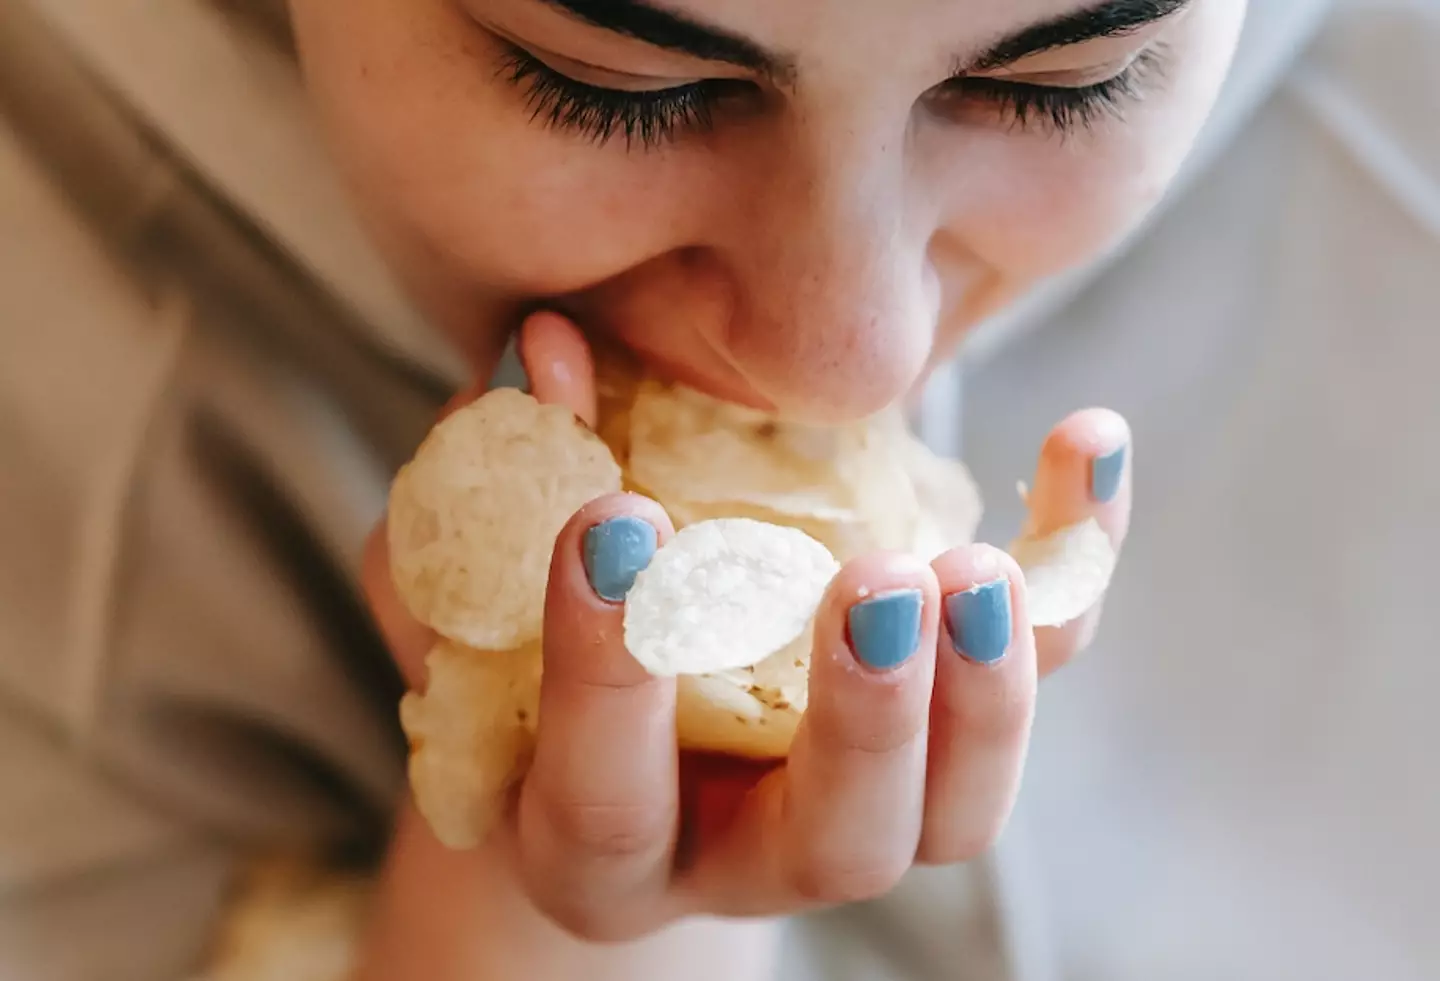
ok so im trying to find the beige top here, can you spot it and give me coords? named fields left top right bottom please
left=6, top=1, right=1404, bottom=979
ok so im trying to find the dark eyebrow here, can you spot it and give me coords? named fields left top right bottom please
left=971, top=0, right=1192, bottom=70
left=535, top=0, right=786, bottom=75
left=534, top=0, right=1187, bottom=80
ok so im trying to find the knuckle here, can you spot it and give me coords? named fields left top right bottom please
left=788, top=854, right=908, bottom=906
left=544, top=799, right=672, bottom=862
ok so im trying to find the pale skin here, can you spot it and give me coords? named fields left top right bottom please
left=284, top=0, right=1248, bottom=976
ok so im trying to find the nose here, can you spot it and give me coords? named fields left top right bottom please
left=713, top=124, right=938, bottom=422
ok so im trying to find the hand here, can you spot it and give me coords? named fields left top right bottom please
left=362, top=311, right=1132, bottom=942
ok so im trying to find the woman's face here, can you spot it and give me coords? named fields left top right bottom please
left=290, top=0, right=1246, bottom=420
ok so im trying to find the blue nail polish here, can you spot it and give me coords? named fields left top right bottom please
left=583, top=517, right=657, bottom=602
left=946, top=580, right=1012, bottom=665
left=1091, top=445, right=1126, bottom=503
left=847, top=589, right=923, bottom=671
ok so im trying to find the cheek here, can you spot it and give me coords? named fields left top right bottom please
left=956, top=134, right=1173, bottom=281
left=942, top=3, right=1243, bottom=283
left=394, top=142, right=681, bottom=297
left=291, top=0, right=687, bottom=299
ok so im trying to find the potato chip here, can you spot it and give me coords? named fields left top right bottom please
left=627, top=381, right=911, bottom=518
left=387, top=388, right=621, bottom=649
left=660, top=497, right=881, bottom=567
left=676, top=675, right=802, bottom=759
left=840, top=418, right=925, bottom=557
left=628, top=381, right=846, bottom=512
left=1011, top=517, right=1117, bottom=627
left=624, top=518, right=839, bottom=677
left=674, top=626, right=811, bottom=757
left=624, top=379, right=927, bottom=561
left=903, top=436, right=984, bottom=562
left=399, top=640, right=542, bottom=849
left=592, top=341, right=644, bottom=467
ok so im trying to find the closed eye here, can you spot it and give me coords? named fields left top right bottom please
left=936, top=45, right=1170, bottom=134
left=497, top=41, right=1170, bottom=149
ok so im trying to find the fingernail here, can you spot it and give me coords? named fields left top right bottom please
left=583, top=516, right=657, bottom=602
left=1091, top=444, right=1126, bottom=503
left=946, top=579, right=1012, bottom=665
left=847, top=589, right=923, bottom=671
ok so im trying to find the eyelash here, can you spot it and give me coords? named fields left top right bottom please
left=498, top=44, right=1167, bottom=150
left=497, top=47, right=726, bottom=148
left=950, top=47, right=1168, bottom=134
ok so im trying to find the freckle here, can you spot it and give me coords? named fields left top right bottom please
left=754, top=422, right=777, bottom=440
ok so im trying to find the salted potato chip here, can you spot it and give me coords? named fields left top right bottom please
left=592, top=341, right=644, bottom=467
left=627, top=381, right=902, bottom=519
left=1011, top=518, right=1117, bottom=628
left=624, top=380, right=926, bottom=561
left=904, top=437, right=984, bottom=562
left=388, top=388, right=622, bottom=649
left=661, top=497, right=893, bottom=567
left=676, top=677, right=801, bottom=759
left=627, top=380, right=846, bottom=514
left=399, top=640, right=542, bottom=850
left=624, top=518, right=839, bottom=677
left=841, top=419, right=924, bottom=557
left=675, top=627, right=811, bottom=757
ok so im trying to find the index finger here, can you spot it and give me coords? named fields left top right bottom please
left=518, top=494, right=679, bottom=941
